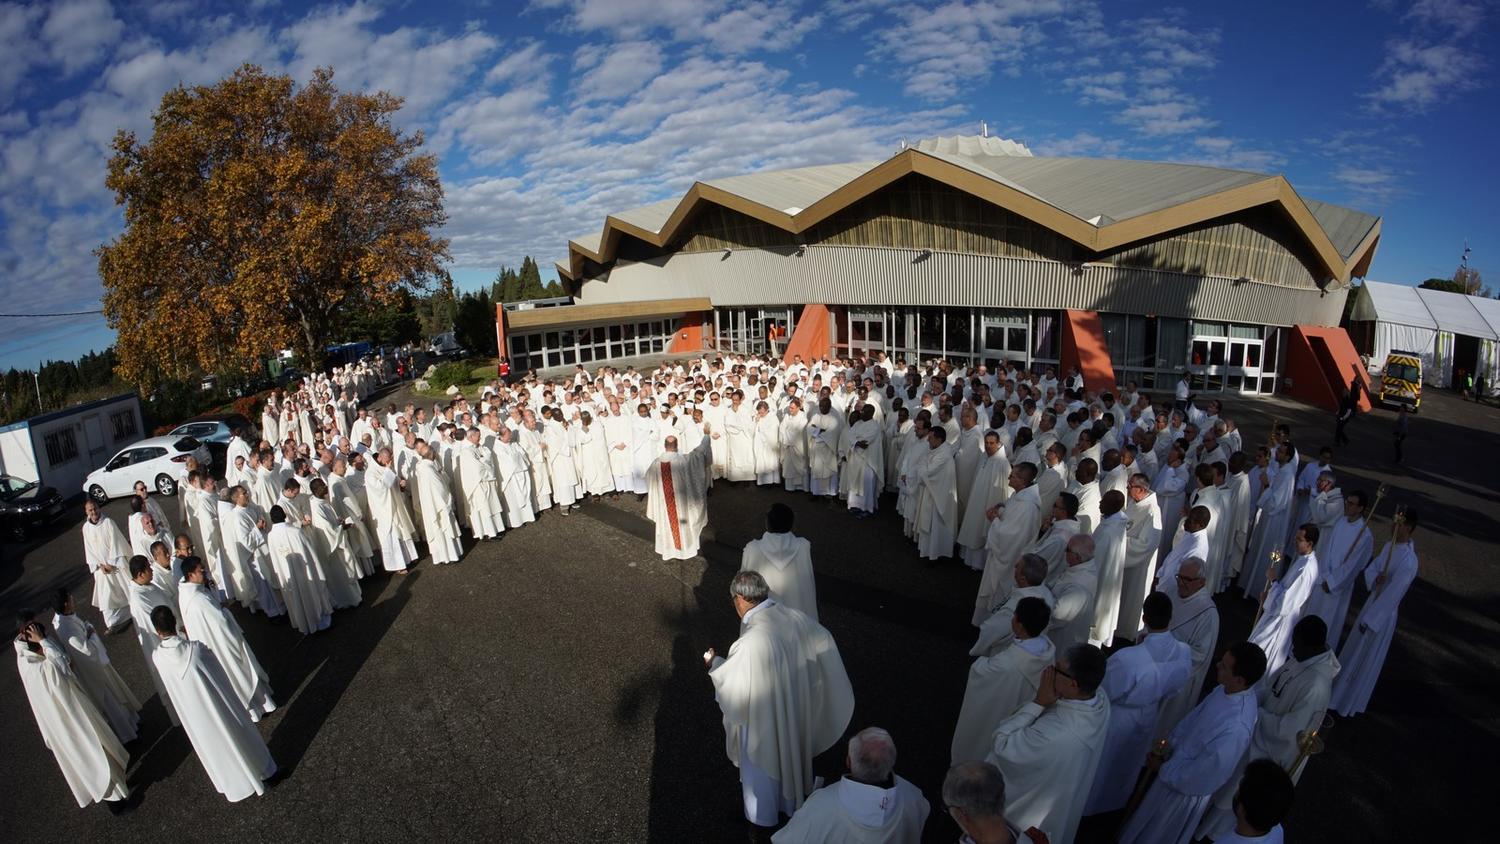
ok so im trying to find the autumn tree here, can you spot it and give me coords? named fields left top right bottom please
left=97, top=65, right=449, bottom=388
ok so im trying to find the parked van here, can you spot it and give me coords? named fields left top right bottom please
left=1379, top=350, right=1423, bottom=411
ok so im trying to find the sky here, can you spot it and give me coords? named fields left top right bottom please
left=1, top=0, right=1496, bottom=371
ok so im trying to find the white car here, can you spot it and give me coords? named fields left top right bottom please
left=83, top=435, right=211, bottom=502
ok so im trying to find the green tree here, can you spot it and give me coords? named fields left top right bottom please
left=1419, top=277, right=1469, bottom=294
left=454, top=289, right=498, bottom=355
left=517, top=256, right=547, bottom=299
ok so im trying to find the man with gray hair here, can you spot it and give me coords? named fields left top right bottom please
left=771, top=727, right=929, bottom=842
left=705, top=570, right=855, bottom=830
left=972, top=554, right=1055, bottom=658
left=1048, top=533, right=1099, bottom=652
left=941, top=761, right=1027, bottom=843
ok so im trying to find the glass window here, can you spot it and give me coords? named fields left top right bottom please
left=580, top=345, right=593, bottom=363
left=44, top=429, right=79, bottom=466
left=609, top=325, right=621, bottom=341
left=1190, top=321, right=1227, bottom=337
left=917, top=307, right=944, bottom=352
left=110, top=410, right=137, bottom=440
left=1102, top=313, right=1129, bottom=367
left=1246, top=344, right=1261, bottom=368
left=1231, top=324, right=1260, bottom=339
left=1191, top=340, right=1209, bottom=366
left=1157, top=318, right=1188, bottom=371
left=1263, top=327, right=1281, bottom=374
left=562, top=347, right=576, bottom=365
left=1209, top=342, right=1226, bottom=366
left=1230, top=344, right=1245, bottom=366
left=1007, top=327, right=1027, bottom=353
left=945, top=309, right=973, bottom=356
left=1032, top=313, right=1059, bottom=359
left=545, top=331, right=560, bottom=349
left=984, top=326, right=1004, bottom=350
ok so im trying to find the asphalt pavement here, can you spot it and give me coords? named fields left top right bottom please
left=1, top=385, right=1494, bottom=842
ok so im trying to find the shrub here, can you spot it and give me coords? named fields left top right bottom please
left=428, top=361, right=473, bottom=390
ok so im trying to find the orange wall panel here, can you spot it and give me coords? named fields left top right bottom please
left=668, top=311, right=708, bottom=353
left=784, top=304, right=836, bottom=365
left=1284, top=325, right=1373, bottom=413
left=1061, top=310, right=1117, bottom=392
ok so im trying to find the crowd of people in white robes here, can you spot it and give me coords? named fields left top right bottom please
left=21, top=349, right=1425, bottom=841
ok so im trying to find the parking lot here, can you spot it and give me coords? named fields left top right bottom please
left=1, top=385, right=1495, bottom=842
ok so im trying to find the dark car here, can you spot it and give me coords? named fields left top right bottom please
left=0, top=474, right=66, bottom=542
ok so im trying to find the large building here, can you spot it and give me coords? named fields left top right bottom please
left=499, top=135, right=1382, bottom=406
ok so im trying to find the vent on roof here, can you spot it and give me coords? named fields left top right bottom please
left=913, top=134, right=1033, bottom=158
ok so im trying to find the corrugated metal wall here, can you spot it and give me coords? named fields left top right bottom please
left=576, top=245, right=1347, bottom=327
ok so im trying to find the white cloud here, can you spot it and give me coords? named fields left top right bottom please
left=1032, top=131, right=1124, bottom=157
left=41, top=0, right=124, bottom=75
left=1405, top=0, right=1486, bottom=36
left=538, top=0, right=817, bottom=54
left=1115, top=97, right=1214, bottom=136
left=1185, top=136, right=1283, bottom=172
left=1333, top=164, right=1405, bottom=206
left=867, top=0, right=1066, bottom=101
left=1366, top=41, right=1484, bottom=112
left=486, top=41, right=553, bottom=86
left=573, top=41, right=664, bottom=101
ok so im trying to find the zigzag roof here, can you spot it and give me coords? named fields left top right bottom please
left=559, top=138, right=1382, bottom=288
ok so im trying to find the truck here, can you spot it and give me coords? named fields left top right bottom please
left=1378, top=350, right=1423, bottom=412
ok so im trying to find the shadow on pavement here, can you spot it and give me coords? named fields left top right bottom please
left=264, top=568, right=420, bottom=776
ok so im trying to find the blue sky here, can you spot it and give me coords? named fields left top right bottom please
left=1, top=0, right=1495, bottom=371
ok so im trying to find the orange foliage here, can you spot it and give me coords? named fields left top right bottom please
left=97, top=65, right=449, bottom=389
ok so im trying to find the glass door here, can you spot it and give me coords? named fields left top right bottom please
left=980, top=310, right=1030, bottom=371
left=1228, top=338, right=1263, bottom=394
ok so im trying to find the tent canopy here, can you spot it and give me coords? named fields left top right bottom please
left=1353, top=280, right=1500, bottom=338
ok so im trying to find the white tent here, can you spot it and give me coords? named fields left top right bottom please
left=1350, top=281, right=1500, bottom=390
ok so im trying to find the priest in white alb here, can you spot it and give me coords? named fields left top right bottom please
left=178, top=557, right=277, bottom=723
left=1248, top=523, right=1320, bottom=676
left=415, top=446, right=464, bottom=563
left=81, top=501, right=134, bottom=629
left=842, top=405, right=884, bottom=515
left=14, top=615, right=131, bottom=809
left=973, top=464, right=1042, bottom=625
left=950, top=596, right=1053, bottom=765
left=127, top=555, right=181, bottom=725
left=739, top=503, right=818, bottom=621
left=771, top=727, right=930, bottom=843
left=1305, top=489, right=1372, bottom=649
left=266, top=505, right=334, bottom=634
left=1084, top=592, right=1192, bottom=815
left=806, top=397, right=842, bottom=497
left=1115, top=474, right=1163, bottom=643
left=972, top=555, right=1056, bottom=658
left=1086, top=490, right=1129, bottom=646
left=50, top=588, right=140, bottom=743
left=956, top=431, right=1012, bottom=571
left=1155, top=557, right=1220, bottom=739
left=913, top=427, right=958, bottom=561
left=986, top=643, right=1111, bottom=844
left=149, top=606, right=277, bottom=802
left=1119, top=641, right=1266, bottom=844
left=706, top=571, right=855, bottom=828
left=647, top=432, right=714, bottom=560
left=1199, top=616, right=1338, bottom=840
left=1331, top=508, right=1420, bottom=717
left=490, top=425, right=537, bottom=528
left=457, top=427, right=506, bottom=540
